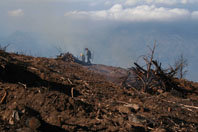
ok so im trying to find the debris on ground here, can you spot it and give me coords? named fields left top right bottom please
left=0, top=50, right=198, bottom=131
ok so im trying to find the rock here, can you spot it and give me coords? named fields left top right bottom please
left=9, top=118, right=14, bottom=125
left=124, top=104, right=140, bottom=111
left=46, top=111, right=61, bottom=126
left=128, top=114, right=147, bottom=124
left=157, top=89, right=164, bottom=94
left=26, top=117, right=41, bottom=130
left=116, top=106, right=131, bottom=114
left=13, top=110, right=20, bottom=121
left=8, top=110, right=20, bottom=125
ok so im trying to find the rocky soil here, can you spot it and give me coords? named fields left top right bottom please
left=0, top=50, right=198, bottom=132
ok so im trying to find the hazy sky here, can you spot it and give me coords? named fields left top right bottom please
left=0, top=0, right=198, bottom=81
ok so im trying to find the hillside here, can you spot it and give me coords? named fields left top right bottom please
left=0, top=50, right=198, bottom=132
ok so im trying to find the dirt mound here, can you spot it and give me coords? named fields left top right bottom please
left=0, top=50, right=198, bottom=132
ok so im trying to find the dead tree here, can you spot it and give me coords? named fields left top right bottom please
left=0, top=44, right=10, bottom=52
left=123, top=42, right=182, bottom=94
left=174, top=54, right=188, bottom=79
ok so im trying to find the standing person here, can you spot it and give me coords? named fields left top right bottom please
left=80, top=53, right=85, bottom=63
left=85, top=48, right=91, bottom=64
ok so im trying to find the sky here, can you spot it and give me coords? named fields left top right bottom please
left=0, top=0, right=198, bottom=81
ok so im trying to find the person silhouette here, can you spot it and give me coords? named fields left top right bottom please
left=85, top=48, right=91, bottom=64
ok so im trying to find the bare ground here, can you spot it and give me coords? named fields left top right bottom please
left=0, top=50, right=198, bottom=132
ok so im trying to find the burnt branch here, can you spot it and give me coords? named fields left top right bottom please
left=122, top=42, right=185, bottom=95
